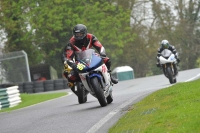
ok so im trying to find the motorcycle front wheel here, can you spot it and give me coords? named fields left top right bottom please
left=166, top=67, right=174, bottom=84
left=90, top=77, right=107, bottom=107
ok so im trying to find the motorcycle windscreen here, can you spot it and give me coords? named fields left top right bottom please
left=76, top=53, right=103, bottom=73
left=161, top=49, right=172, bottom=58
left=89, top=54, right=104, bottom=69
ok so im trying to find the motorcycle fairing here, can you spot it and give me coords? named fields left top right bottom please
left=159, top=49, right=176, bottom=64
left=79, top=64, right=111, bottom=93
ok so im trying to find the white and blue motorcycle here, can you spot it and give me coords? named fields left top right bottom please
left=72, top=49, right=113, bottom=107
left=158, top=49, right=178, bottom=84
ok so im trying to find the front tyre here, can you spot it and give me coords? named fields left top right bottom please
left=166, top=67, right=174, bottom=84
left=90, top=77, right=107, bottom=107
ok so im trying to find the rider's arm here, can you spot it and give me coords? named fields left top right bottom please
left=61, top=44, right=69, bottom=63
left=170, top=45, right=177, bottom=54
left=170, top=45, right=179, bottom=59
left=61, top=43, right=77, bottom=69
left=91, top=35, right=106, bottom=57
left=157, top=48, right=162, bottom=57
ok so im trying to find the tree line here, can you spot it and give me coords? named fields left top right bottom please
left=0, top=0, right=200, bottom=78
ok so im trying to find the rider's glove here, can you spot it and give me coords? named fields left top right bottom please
left=64, top=61, right=77, bottom=71
left=70, top=63, right=77, bottom=70
left=100, top=52, right=106, bottom=58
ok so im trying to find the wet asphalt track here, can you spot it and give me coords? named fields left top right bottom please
left=0, top=68, right=200, bottom=133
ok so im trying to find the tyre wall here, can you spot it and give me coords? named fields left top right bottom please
left=17, top=79, right=69, bottom=94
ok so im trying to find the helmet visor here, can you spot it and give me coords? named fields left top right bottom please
left=75, top=32, right=84, bottom=37
left=163, top=43, right=169, bottom=49
left=74, top=32, right=85, bottom=40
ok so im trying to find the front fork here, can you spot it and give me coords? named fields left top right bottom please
left=163, top=63, right=175, bottom=76
left=88, top=73, right=105, bottom=86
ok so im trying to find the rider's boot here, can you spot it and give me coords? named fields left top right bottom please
left=111, top=75, right=118, bottom=84
left=68, top=82, right=78, bottom=96
left=105, top=60, right=118, bottom=84
left=156, top=60, right=161, bottom=68
left=63, top=69, right=77, bottom=95
left=108, top=70, right=118, bottom=84
left=68, top=82, right=74, bottom=88
left=156, top=63, right=161, bottom=68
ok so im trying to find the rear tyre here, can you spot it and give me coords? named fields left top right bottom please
left=106, top=92, right=113, bottom=104
left=90, top=77, right=107, bottom=107
left=77, top=82, right=87, bottom=104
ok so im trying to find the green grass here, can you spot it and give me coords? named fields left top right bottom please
left=0, top=92, right=67, bottom=113
left=109, top=79, right=200, bottom=133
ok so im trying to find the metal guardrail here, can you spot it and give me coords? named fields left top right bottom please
left=0, top=86, right=21, bottom=110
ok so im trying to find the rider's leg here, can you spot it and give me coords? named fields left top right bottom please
left=173, top=63, right=178, bottom=76
left=63, top=69, right=79, bottom=94
left=104, top=59, right=118, bottom=84
left=156, top=57, right=161, bottom=67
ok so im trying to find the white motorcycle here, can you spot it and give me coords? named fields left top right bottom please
left=158, top=49, right=178, bottom=84
left=72, top=49, right=113, bottom=107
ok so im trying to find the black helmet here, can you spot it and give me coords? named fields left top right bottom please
left=72, top=24, right=87, bottom=40
left=161, top=40, right=169, bottom=49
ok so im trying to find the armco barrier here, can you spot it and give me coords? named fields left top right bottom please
left=0, top=85, right=21, bottom=110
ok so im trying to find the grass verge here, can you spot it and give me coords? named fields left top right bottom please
left=0, top=92, right=67, bottom=113
left=109, top=79, right=200, bottom=133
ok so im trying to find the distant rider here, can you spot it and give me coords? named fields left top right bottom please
left=61, top=24, right=118, bottom=90
left=156, top=39, right=180, bottom=75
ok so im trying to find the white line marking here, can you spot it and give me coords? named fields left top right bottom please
left=185, top=73, right=200, bottom=82
left=86, top=94, right=145, bottom=133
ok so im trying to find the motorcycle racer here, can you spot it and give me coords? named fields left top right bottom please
left=156, top=39, right=180, bottom=76
left=61, top=24, right=118, bottom=89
